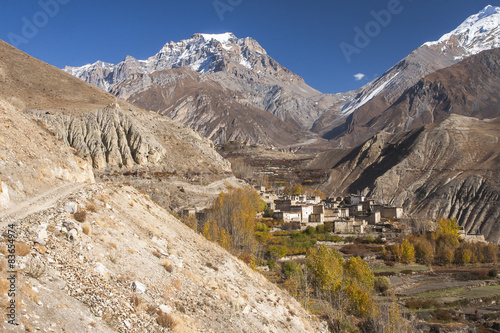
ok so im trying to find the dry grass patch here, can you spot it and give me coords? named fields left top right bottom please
left=147, top=304, right=160, bottom=316
left=152, top=249, right=162, bottom=258
left=163, top=259, right=174, bottom=273
left=86, top=202, right=97, bottom=213
left=107, top=242, right=118, bottom=250
left=163, top=286, right=173, bottom=301
left=73, top=209, right=87, bottom=222
left=206, top=262, right=219, bottom=271
left=15, top=241, right=31, bottom=256
left=173, top=279, right=182, bottom=290
left=183, top=270, right=202, bottom=285
left=130, top=295, right=142, bottom=309
left=82, top=222, right=92, bottom=235
left=157, top=312, right=176, bottom=328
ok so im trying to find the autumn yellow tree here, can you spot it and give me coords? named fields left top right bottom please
left=414, top=238, right=434, bottom=265
left=344, top=279, right=377, bottom=318
left=202, top=220, right=220, bottom=242
left=307, top=245, right=344, bottom=291
left=344, top=256, right=374, bottom=290
left=437, top=218, right=460, bottom=237
left=400, top=239, right=415, bottom=264
left=208, top=186, right=259, bottom=256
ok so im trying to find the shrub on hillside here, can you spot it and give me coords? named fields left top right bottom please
left=157, top=313, right=175, bottom=328
left=73, top=210, right=87, bottom=222
left=374, top=276, right=391, bottom=293
left=433, top=309, right=452, bottom=321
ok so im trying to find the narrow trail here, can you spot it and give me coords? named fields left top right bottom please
left=0, top=182, right=87, bottom=227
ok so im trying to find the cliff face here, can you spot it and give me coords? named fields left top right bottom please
left=321, top=115, right=500, bottom=242
left=0, top=39, right=230, bottom=175
left=29, top=107, right=166, bottom=169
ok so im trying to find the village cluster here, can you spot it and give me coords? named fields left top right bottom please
left=257, top=186, right=404, bottom=234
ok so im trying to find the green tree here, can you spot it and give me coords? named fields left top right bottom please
left=268, top=245, right=287, bottom=260
left=282, top=261, right=301, bottom=280
left=374, top=276, right=391, bottom=293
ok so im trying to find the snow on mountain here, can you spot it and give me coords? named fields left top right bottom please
left=338, top=5, right=500, bottom=118
left=200, top=32, right=235, bottom=46
left=424, top=5, right=500, bottom=58
left=64, top=32, right=276, bottom=91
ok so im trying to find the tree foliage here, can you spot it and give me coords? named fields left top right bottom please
left=207, top=186, right=258, bottom=256
left=344, top=256, right=374, bottom=291
left=437, top=218, right=460, bottom=237
left=344, top=279, right=377, bottom=318
left=307, top=245, right=344, bottom=291
left=414, top=238, right=434, bottom=265
left=400, top=239, right=415, bottom=264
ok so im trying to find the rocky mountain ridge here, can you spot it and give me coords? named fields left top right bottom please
left=64, top=33, right=307, bottom=91
left=322, top=47, right=500, bottom=147
left=64, top=32, right=347, bottom=145
left=320, top=114, right=500, bottom=242
left=313, top=5, right=500, bottom=143
left=65, top=6, right=500, bottom=148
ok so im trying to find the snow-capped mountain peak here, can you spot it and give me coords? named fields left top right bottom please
left=199, top=32, right=236, bottom=44
left=424, top=5, right=500, bottom=57
left=64, top=32, right=297, bottom=91
left=335, top=5, right=500, bottom=120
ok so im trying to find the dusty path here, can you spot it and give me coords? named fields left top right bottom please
left=0, top=182, right=87, bottom=226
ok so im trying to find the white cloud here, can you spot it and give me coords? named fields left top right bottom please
left=354, top=73, right=365, bottom=81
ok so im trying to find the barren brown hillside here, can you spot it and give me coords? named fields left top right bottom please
left=0, top=39, right=327, bottom=332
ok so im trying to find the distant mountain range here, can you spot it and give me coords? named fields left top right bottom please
left=65, top=33, right=345, bottom=145
left=62, top=6, right=500, bottom=241
left=65, top=6, right=500, bottom=148
left=314, top=5, right=500, bottom=147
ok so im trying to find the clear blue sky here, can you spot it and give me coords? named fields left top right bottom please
left=0, top=0, right=495, bottom=93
